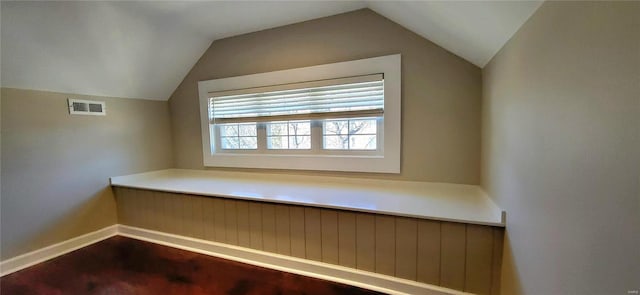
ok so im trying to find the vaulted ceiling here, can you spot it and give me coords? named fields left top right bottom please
left=1, top=1, right=542, bottom=100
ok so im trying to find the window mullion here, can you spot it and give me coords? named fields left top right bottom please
left=212, top=125, right=219, bottom=153
left=377, top=117, right=383, bottom=153
left=257, top=123, right=267, bottom=153
left=311, top=120, right=322, bottom=153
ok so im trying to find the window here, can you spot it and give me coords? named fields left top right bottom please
left=218, top=123, right=257, bottom=150
left=267, top=121, right=311, bottom=150
left=209, top=74, right=384, bottom=155
left=198, top=54, right=401, bottom=173
left=323, top=118, right=377, bottom=150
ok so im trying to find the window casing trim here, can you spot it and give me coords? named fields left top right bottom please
left=198, top=54, right=401, bottom=173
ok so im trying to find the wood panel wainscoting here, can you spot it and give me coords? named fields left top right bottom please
left=114, top=187, right=504, bottom=295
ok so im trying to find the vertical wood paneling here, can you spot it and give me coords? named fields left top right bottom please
left=148, top=190, right=158, bottom=230
left=153, top=191, right=164, bottom=231
left=395, top=217, right=418, bottom=280
left=375, top=215, right=396, bottom=276
left=355, top=213, right=375, bottom=272
left=236, top=201, right=251, bottom=248
left=131, top=189, right=142, bottom=227
left=147, top=191, right=160, bottom=231
left=321, top=210, right=339, bottom=264
left=150, top=191, right=160, bottom=231
left=417, top=220, right=441, bottom=285
left=465, top=225, right=494, bottom=294
left=113, top=188, right=122, bottom=223
left=164, top=193, right=175, bottom=233
left=152, top=192, right=165, bottom=232
left=188, top=195, right=200, bottom=237
left=304, top=207, right=322, bottom=261
left=134, top=189, right=145, bottom=228
left=137, top=190, right=148, bottom=229
left=163, top=193, right=177, bottom=234
left=224, top=199, right=238, bottom=245
left=440, top=222, right=467, bottom=290
left=153, top=191, right=162, bottom=231
left=127, top=188, right=137, bottom=225
left=338, top=212, right=357, bottom=268
left=181, top=195, right=193, bottom=237
left=128, top=188, right=138, bottom=226
left=180, top=193, right=191, bottom=236
left=261, top=203, right=277, bottom=252
left=162, top=192, right=174, bottom=233
left=171, top=194, right=184, bottom=234
left=192, top=196, right=205, bottom=238
left=115, top=188, right=130, bottom=225
left=202, top=197, right=215, bottom=241
left=173, top=195, right=186, bottom=235
left=275, top=205, right=291, bottom=255
left=114, top=189, right=504, bottom=293
left=113, top=187, right=121, bottom=221
left=151, top=191, right=161, bottom=230
left=491, top=228, right=504, bottom=295
left=128, top=189, right=141, bottom=227
left=248, top=202, right=263, bottom=250
left=212, top=198, right=226, bottom=242
left=289, top=206, right=306, bottom=258
left=147, top=190, right=157, bottom=229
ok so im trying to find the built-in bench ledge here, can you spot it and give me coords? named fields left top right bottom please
left=110, top=169, right=505, bottom=227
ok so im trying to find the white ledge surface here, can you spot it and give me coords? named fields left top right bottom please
left=110, top=169, right=505, bottom=227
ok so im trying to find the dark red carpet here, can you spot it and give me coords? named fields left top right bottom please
left=0, top=236, right=384, bottom=295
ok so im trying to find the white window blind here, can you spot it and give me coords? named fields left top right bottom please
left=210, top=74, right=383, bottom=124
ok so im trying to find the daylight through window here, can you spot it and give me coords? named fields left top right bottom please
left=198, top=54, right=401, bottom=173
left=208, top=74, right=384, bottom=154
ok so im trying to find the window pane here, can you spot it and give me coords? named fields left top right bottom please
left=350, top=135, right=376, bottom=150
left=220, top=137, right=239, bottom=149
left=238, top=123, right=257, bottom=136
left=289, top=136, right=311, bottom=149
left=324, top=120, right=348, bottom=135
left=239, top=137, right=257, bottom=149
left=323, top=135, right=349, bottom=149
left=288, top=121, right=311, bottom=135
left=267, top=123, right=288, bottom=136
left=267, top=136, right=288, bottom=149
left=349, top=119, right=376, bottom=134
left=220, top=124, right=238, bottom=137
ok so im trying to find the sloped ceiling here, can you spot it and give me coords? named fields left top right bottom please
left=369, top=1, right=543, bottom=67
left=0, top=1, right=542, bottom=100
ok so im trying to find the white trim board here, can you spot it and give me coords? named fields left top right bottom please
left=198, top=54, right=402, bottom=174
left=0, top=225, right=118, bottom=276
left=111, top=169, right=506, bottom=227
left=1, top=225, right=470, bottom=295
left=118, top=225, right=469, bottom=295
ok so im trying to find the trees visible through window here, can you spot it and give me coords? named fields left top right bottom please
left=198, top=54, right=401, bottom=173
left=209, top=75, right=383, bottom=154
left=267, top=121, right=311, bottom=149
left=323, top=118, right=377, bottom=150
left=218, top=123, right=257, bottom=149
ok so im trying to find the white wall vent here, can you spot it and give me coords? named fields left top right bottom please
left=68, top=98, right=106, bottom=116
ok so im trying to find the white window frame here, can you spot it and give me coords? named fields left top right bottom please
left=198, top=54, right=401, bottom=173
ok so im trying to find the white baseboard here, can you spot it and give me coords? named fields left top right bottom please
left=118, top=225, right=468, bottom=295
left=0, top=225, right=118, bottom=276
left=1, top=224, right=469, bottom=295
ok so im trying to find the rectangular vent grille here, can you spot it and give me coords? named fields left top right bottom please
left=68, top=99, right=106, bottom=116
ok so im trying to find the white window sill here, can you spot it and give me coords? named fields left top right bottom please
left=110, top=169, right=505, bottom=227
left=198, top=54, right=402, bottom=173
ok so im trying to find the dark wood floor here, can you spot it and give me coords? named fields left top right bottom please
left=1, top=236, right=384, bottom=295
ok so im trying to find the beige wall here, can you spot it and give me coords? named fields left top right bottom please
left=169, top=9, right=482, bottom=184
left=0, top=88, right=174, bottom=259
left=482, top=2, right=640, bottom=294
